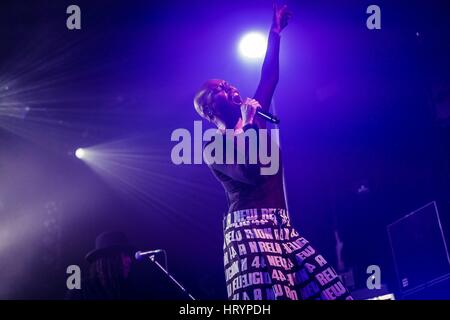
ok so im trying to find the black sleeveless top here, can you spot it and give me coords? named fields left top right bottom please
left=206, top=124, right=286, bottom=213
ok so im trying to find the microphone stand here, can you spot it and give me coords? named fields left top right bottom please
left=147, top=253, right=196, bottom=301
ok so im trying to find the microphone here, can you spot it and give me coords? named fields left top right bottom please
left=231, top=93, right=280, bottom=124
left=256, top=110, right=280, bottom=124
left=135, top=249, right=163, bottom=260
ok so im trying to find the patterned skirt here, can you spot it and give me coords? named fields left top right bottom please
left=223, top=208, right=353, bottom=300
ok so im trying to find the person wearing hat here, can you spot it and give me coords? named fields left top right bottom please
left=67, top=231, right=134, bottom=300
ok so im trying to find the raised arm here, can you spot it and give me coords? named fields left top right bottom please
left=253, top=4, right=292, bottom=128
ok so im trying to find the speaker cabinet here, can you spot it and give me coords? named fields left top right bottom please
left=387, top=201, right=450, bottom=298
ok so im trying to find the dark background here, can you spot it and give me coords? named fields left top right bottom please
left=0, top=0, right=450, bottom=299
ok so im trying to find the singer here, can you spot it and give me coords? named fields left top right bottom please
left=194, top=4, right=352, bottom=300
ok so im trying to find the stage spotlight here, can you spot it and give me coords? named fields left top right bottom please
left=75, top=148, right=85, bottom=159
left=238, top=32, right=267, bottom=60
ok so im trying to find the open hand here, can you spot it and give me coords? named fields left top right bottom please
left=272, top=3, right=292, bottom=34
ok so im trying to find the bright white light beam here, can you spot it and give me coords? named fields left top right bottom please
left=75, top=148, right=85, bottom=159
left=238, top=32, right=267, bottom=60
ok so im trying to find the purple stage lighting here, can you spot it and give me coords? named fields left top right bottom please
left=238, top=32, right=267, bottom=60
left=75, top=148, right=86, bottom=160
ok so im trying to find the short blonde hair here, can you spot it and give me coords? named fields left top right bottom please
left=193, top=79, right=225, bottom=121
left=193, top=87, right=212, bottom=121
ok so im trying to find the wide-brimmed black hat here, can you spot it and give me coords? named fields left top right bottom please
left=85, top=231, right=135, bottom=263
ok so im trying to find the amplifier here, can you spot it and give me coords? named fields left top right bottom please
left=387, top=201, right=450, bottom=297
